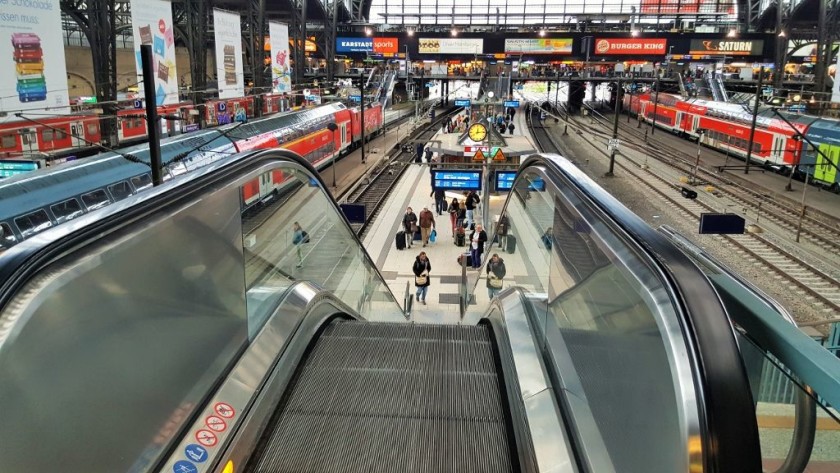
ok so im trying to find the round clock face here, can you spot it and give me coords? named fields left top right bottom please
left=468, top=123, right=487, bottom=142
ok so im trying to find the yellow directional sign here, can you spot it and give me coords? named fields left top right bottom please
left=492, top=148, right=506, bottom=162
left=472, top=149, right=486, bottom=162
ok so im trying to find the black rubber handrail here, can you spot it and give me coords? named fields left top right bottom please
left=517, top=153, right=763, bottom=472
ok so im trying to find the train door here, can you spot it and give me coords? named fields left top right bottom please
left=691, top=115, right=699, bottom=134
left=19, top=129, right=37, bottom=155
left=815, top=144, right=838, bottom=184
left=340, top=122, right=348, bottom=150
left=675, top=112, right=683, bottom=132
left=258, top=171, right=273, bottom=199
left=69, top=121, right=86, bottom=147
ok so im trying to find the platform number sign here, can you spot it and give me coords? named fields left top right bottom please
left=608, top=139, right=620, bottom=152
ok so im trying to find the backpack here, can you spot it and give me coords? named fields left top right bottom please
left=301, top=231, right=310, bottom=244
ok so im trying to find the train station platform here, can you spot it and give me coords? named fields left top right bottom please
left=362, top=105, right=536, bottom=323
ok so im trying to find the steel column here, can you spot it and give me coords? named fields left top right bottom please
left=247, top=0, right=266, bottom=116
left=184, top=0, right=208, bottom=126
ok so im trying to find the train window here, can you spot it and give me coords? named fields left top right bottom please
left=0, top=222, right=16, bottom=248
left=1, top=134, right=15, bottom=149
left=21, top=133, right=34, bottom=145
left=108, top=181, right=133, bottom=201
left=14, top=209, right=52, bottom=238
left=55, top=129, right=67, bottom=140
left=42, top=130, right=54, bottom=142
left=81, top=189, right=111, bottom=211
left=131, top=173, right=153, bottom=191
left=50, top=199, right=84, bottom=224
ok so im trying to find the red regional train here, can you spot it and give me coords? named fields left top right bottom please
left=624, top=92, right=809, bottom=169
left=0, top=93, right=294, bottom=162
left=0, top=101, right=384, bottom=248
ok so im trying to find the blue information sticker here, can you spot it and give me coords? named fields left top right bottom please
left=184, top=444, right=208, bottom=463
left=173, top=460, right=198, bottom=473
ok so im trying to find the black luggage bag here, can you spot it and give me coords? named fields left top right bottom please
left=396, top=231, right=406, bottom=250
left=506, top=234, right=517, bottom=254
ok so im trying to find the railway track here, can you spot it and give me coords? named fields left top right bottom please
left=524, top=100, right=840, bottom=322
left=584, top=105, right=840, bottom=262
left=340, top=107, right=462, bottom=237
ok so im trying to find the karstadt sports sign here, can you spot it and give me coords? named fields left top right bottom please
left=336, top=37, right=398, bottom=53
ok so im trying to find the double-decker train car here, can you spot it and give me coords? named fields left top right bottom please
left=625, top=92, right=840, bottom=190
left=0, top=101, right=384, bottom=249
left=0, top=114, right=102, bottom=160
left=117, top=102, right=200, bottom=142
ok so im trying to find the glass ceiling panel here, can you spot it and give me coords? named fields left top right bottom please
left=369, top=0, right=738, bottom=24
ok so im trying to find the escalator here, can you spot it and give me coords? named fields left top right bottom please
left=6, top=148, right=835, bottom=473
left=246, top=321, right=521, bottom=473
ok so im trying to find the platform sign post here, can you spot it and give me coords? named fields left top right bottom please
left=141, top=45, right=163, bottom=186
left=606, top=76, right=622, bottom=177
left=744, top=66, right=764, bottom=175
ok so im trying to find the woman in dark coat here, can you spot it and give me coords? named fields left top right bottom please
left=412, top=252, right=431, bottom=305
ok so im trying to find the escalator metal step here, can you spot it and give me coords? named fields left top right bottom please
left=250, top=321, right=513, bottom=473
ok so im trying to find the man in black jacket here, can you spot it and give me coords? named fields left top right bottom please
left=464, top=190, right=480, bottom=227
left=431, top=188, right=446, bottom=215
left=402, top=207, right=418, bottom=249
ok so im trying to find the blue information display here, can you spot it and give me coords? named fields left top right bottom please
left=0, top=160, right=38, bottom=178
left=454, top=99, right=471, bottom=107
left=349, top=95, right=361, bottom=103
left=495, top=170, right=516, bottom=191
left=433, top=170, right=482, bottom=191
left=503, top=100, right=520, bottom=108
left=495, top=170, right=545, bottom=192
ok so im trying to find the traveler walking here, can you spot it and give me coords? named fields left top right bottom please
left=486, top=253, right=506, bottom=299
left=402, top=207, right=418, bottom=249
left=418, top=206, right=435, bottom=247
left=469, top=224, right=487, bottom=269
left=431, top=188, right=446, bottom=215
left=291, top=222, right=309, bottom=268
left=413, top=252, right=432, bottom=305
left=448, top=198, right=461, bottom=233
left=464, top=190, right=480, bottom=227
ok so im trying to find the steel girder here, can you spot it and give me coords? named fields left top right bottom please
left=61, top=0, right=119, bottom=145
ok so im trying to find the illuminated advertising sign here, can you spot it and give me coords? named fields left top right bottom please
left=504, top=38, right=573, bottom=54
left=336, top=37, right=399, bottom=53
left=419, top=38, right=483, bottom=55
left=689, top=40, right=764, bottom=56
left=432, top=170, right=482, bottom=191
left=640, top=0, right=699, bottom=14
left=594, top=38, right=668, bottom=55
left=0, top=160, right=38, bottom=178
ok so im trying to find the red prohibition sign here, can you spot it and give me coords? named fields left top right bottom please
left=214, top=402, right=235, bottom=419
left=205, top=415, right=227, bottom=432
left=195, top=429, right=218, bottom=447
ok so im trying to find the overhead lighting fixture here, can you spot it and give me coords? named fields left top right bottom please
left=539, top=30, right=546, bottom=37
left=727, top=29, right=737, bottom=37
left=810, top=96, right=816, bottom=103
left=631, top=29, right=639, bottom=37
left=365, top=28, right=372, bottom=36
left=451, top=28, right=458, bottom=37
left=792, top=94, right=801, bottom=102
left=778, top=30, right=786, bottom=37
left=407, top=29, right=414, bottom=36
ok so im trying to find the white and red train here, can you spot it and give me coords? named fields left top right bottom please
left=0, top=93, right=294, bottom=161
left=0, top=101, right=384, bottom=248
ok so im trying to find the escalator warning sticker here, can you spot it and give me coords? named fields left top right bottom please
left=195, top=429, right=218, bottom=447
left=214, top=402, right=235, bottom=419
left=185, top=444, right=208, bottom=463
left=205, top=415, right=227, bottom=432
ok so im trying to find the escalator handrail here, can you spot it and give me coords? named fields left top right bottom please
left=0, top=149, right=404, bottom=318
left=660, top=225, right=840, bottom=411
left=518, top=153, right=763, bottom=472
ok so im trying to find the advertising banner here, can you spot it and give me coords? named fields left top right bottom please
left=336, top=37, right=399, bottom=54
left=0, top=0, right=69, bottom=117
left=594, top=38, right=668, bottom=55
left=419, top=38, right=483, bottom=55
left=689, top=39, right=764, bottom=56
left=640, top=0, right=699, bottom=14
left=213, top=9, right=244, bottom=99
left=269, top=22, right=291, bottom=94
left=504, top=38, right=573, bottom=54
left=130, top=0, right=179, bottom=105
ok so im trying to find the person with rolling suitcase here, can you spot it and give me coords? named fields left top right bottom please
left=402, top=207, right=418, bottom=249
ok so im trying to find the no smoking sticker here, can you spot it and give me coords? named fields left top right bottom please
left=195, top=429, right=218, bottom=447
left=205, top=415, right=227, bottom=432
left=214, top=402, right=235, bottom=419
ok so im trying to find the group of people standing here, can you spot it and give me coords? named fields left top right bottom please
left=404, top=189, right=507, bottom=304
left=444, top=114, right=470, bottom=134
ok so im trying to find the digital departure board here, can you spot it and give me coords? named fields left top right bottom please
left=432, top=170, right=482, bottom=191
left=454, top=99, right=471, bottom=107
left=495, top=171, right=545, bottom=192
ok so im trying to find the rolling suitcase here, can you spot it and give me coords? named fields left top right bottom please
left=455, top=228, right=465, bottom=247
left=395, top=231, right=406, bottom=250
left=506, top=234, right=517, bottom=254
